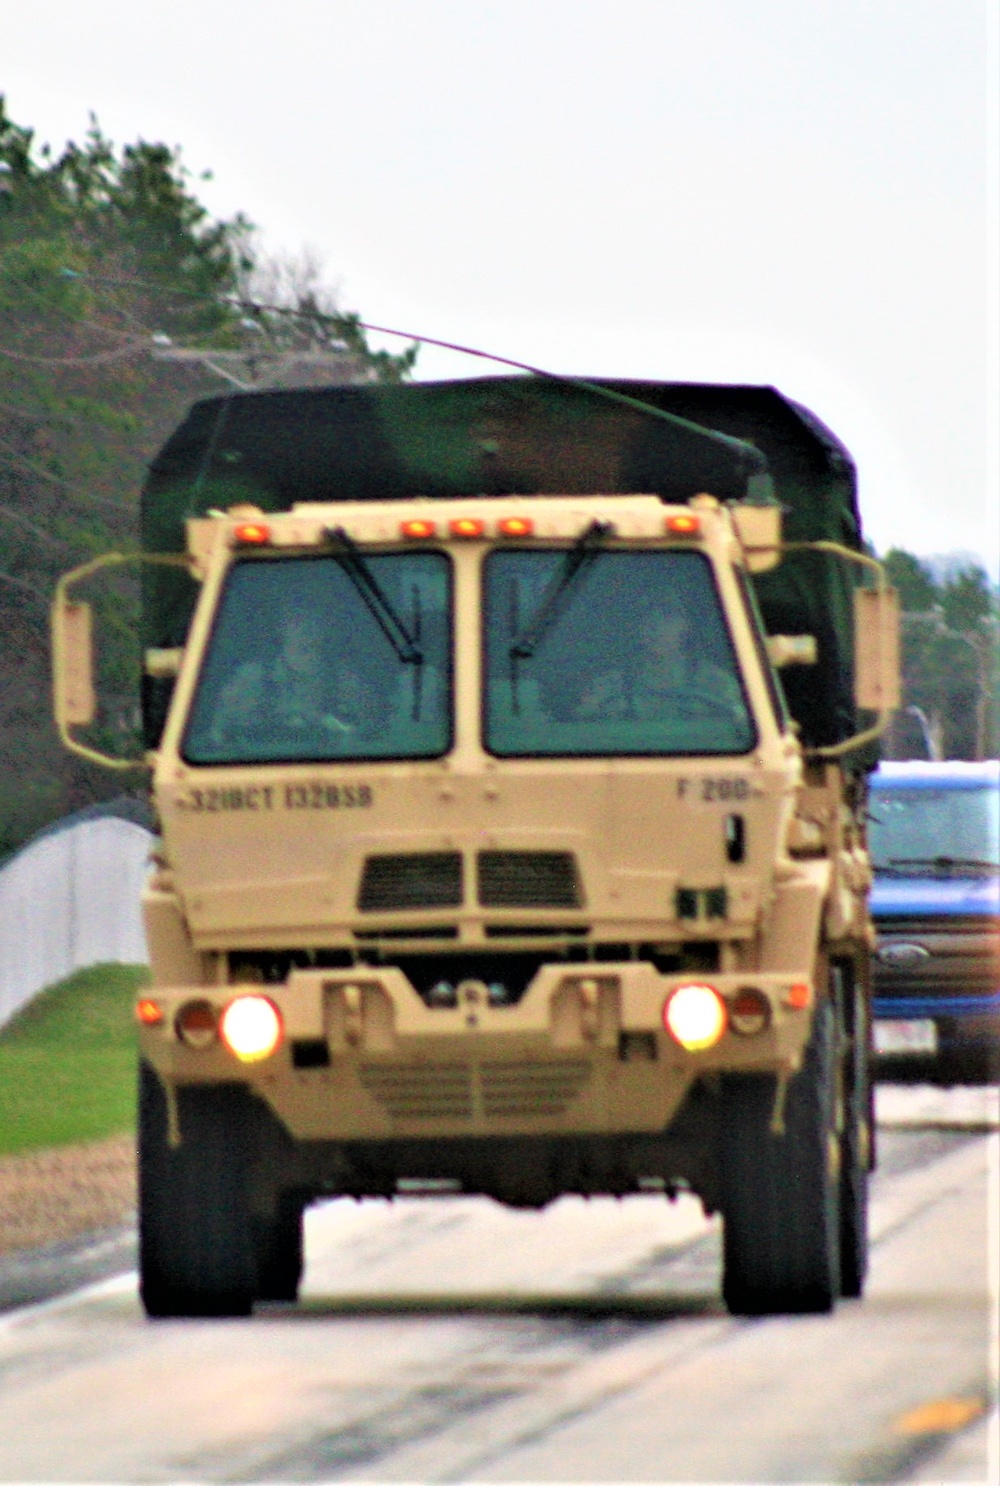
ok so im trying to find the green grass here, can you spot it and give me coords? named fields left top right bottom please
left=0, top=963, right=149, bottom=1155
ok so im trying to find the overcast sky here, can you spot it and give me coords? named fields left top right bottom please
left=3, top=0, right=997, bottom=572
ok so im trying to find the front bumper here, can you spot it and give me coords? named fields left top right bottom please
left=873, top=990, right=1000, bottom=1067
left=139, top=963, right=817, bottom=1141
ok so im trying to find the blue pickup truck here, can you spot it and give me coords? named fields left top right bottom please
left=869, top=760, right=1000, bottom=1082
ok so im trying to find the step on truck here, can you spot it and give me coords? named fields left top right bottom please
left=51, top=374, right=900, bottom=1317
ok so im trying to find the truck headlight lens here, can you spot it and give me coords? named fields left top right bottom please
left=729, top=987, right=772, bottom=1037
left=663, top=983, right=727, bottom=1050
left=175, top=998, right=217, bottom=1049
left=220, top=995, right=283, bottom=1062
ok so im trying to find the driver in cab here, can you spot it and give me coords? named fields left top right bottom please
left=209, top=601, right=376, bottom=746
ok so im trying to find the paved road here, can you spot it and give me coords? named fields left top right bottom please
left=0, top=1085, right=995, bottom=1483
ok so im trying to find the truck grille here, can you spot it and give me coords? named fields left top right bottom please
left=873, top=915, right=1000, bottom=1003
left=359, top=1063, right=473, bottom=1119
left=358, top=853, right=463, bottom=911
left=358, top=1059, right=591, bottom=1121
left=477, top=851, right=583, bottom=908
left=481, top=1059, right=591, bottom=1116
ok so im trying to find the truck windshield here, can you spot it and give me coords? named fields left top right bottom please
left=483, top=549, right=755, bottom=757
left=869, top=784, right=1000, bottom=875
left=182, top=553, right=451, bottom=764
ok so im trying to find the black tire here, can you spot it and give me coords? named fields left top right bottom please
left=837, top=966, right=870, bottom=1299
left=721, top=1000, right=841, bottom=1316
left=254, top=1196, right=305, bottom=1303
left=139, top=1062, right=256, bottom=1318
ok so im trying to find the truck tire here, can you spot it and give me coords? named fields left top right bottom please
left=138, top=1062, right=256, bottom=1318
left=253, top=1197, right=305, bottom=1303
left=721, top=1000, right=841, bottom=1315
left=838, top=972, right=870, bottom=1299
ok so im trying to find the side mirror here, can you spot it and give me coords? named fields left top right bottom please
left=854, top=586, right=901, bottom=711
left=50, top=550, right=191, bottom=771
left=731, top=504, right=782, bottom=573
left=51, top=598, right=96, bottom=728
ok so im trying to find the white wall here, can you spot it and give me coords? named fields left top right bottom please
left=0, top=817, right=152, bottom=1030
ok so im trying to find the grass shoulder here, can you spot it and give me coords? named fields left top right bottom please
left=0, top=964, right=149, bottom=1156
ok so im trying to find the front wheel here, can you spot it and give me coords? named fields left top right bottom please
left=139, top=1063, right=257, bottom=1318
left=254, top=1196, right=306, bottom=1303
left=837, top=964, right=871, bottom=1299
left=721, top=1000, right=842, bottom=1315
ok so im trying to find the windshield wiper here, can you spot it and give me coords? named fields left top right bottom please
left=326, top=526, right=423, bottom=665
left=508, top=519, right=613, bottom=661
left=881, top=856, right=1000, bottom=876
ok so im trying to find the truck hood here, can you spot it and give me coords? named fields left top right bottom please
left=871, top=873, right=1000, bottom=919
left=157, top=761, right=785, bottom=949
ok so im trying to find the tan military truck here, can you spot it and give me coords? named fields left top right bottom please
left=52, top=376, right=899, bottom=1318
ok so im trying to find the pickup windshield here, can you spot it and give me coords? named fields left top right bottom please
left=869, top=785, right=1000, bottom=874
left=182, top=553, right=451, bottom=764
left=483, top=549, right=755, bottom=757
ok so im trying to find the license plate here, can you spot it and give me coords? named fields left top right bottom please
left=874, top=1019, right=938, bottom=1055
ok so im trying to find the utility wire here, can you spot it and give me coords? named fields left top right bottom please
left=1, top=261, right=191, bottom=372
left=0, top=338, right=149, bottom=366
left=0, top=397, right=132, bottom=431
left=61, top=271, right=764, bottom=466
left=0, top=439, right=130, bottom=512
left=0, top=568, right=48, bottom=605
left=42, top=266, right=414, bottom=363
left=2, top=265, right=397, bottom=373
left=0, top=500, right=75, bottom=550
left=4, top=264, right=769, bottom=468
left=1, top=264, right=141, bottom=341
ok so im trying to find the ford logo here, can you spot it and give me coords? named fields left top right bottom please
left=876, top=942, right=931, bottom=966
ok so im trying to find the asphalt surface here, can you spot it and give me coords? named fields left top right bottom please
left=0, top=1083, right=995, bottom=1483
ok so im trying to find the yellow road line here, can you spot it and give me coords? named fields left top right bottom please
left=892, top=1396, right=986, bottom=1435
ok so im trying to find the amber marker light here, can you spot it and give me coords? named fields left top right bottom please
left=219, top=994, right=284, bottom=1062
left=663, top=982, right=727, bottom=1051
left=665, top=512, right=701, bottom=537
left=400, top=518, right=437, bottom=539
left=233, top=521, right=271, bottom=545
left=136, top=998, right=164, bottom=1026
left=498, top=516, right=534, bottom=537
left=785, top=982, right=812, bottom=1009
left=450, top=516, right=485, bottom=538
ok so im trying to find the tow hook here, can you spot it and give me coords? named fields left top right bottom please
left=770, top=1069, right=790, bottom=1135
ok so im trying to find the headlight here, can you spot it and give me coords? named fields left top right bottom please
left=219, top=995, right=284, bottom=1062
left=663, top=982, right=727, bottom=1050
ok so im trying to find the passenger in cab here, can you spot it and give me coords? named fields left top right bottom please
left=574, top=598, right=744, bottom=721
